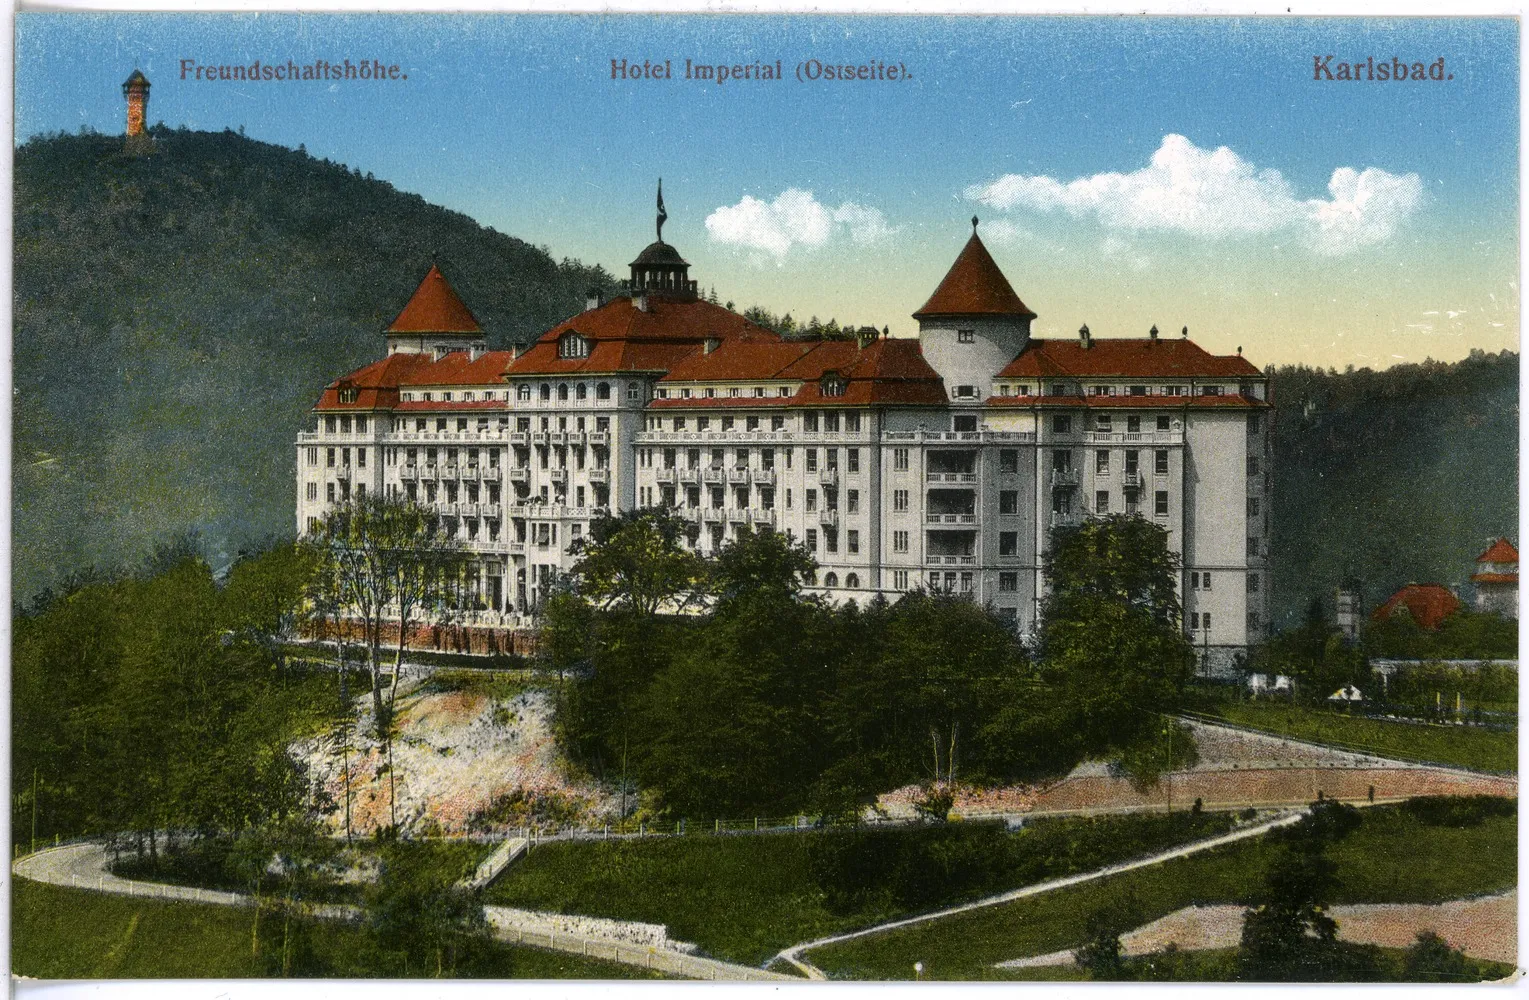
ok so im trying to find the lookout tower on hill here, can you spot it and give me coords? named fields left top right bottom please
left=123, top=69, right=151, bottom=151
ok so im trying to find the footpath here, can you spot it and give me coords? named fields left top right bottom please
left=12, top=842, right=792, bottom=982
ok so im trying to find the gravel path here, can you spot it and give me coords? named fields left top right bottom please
left=1000, top=890, right=1517, bottom=968
left=779, top=809, right=1308, bottom=980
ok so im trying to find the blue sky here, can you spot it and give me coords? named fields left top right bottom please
left=15, top=14, right=1520, bottom=366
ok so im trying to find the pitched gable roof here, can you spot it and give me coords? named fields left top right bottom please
left=651, top=335, right=946, bottom=407
left=1371, top=584, right=1463, bottom=631
left=999, top=337, right=1262, bottom=379
left=914, top=230, right=1036, bottom=321
left=386, top=265, right=484, bottom=335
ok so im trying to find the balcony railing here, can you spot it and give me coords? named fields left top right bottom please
left=703, top=506, right=727, bottom=522
left=1084, top=430, right=1183, bottom=445
left=589, top=468, right=610, bottom=484
left=588, top=431, right=611, bottom=447
left=1122, top=472, right=1144, bottom=488
left=727, top=468, right=751, bottom=485
left=678, top=468, right=702, bottom=484
left=884, top=430, right=1036, bottom=443
left=335, top=465, right=352, bottom=480
left=819, top=510, right=840, bottom=528
left=926, top=472, right=978, bottom=484
left=1051, top=469, right=1080, bottom=488
left=819, top=469, right=840, bottom=487
left=531, top=431, right=550, bottom=445
left=656, top=468, right=677, bottom=484
left=460, top=465, right=480, bottom=481
left=548, top=468, right=568, bottom=482
left=926, top=512, right=978, bottom=525
left=702, top=468, right=726, bottom=484
left=751, top=508, right=777, bottom=526
left=400, top=464, right=419, bottom=480
left=507, top=541, right=526, bottom=554
left=754, top=468, right=777, bottom=485
left=508, top=467, right=530, bottom=482
left=924, top=554, right=977, bottom=566
left=566, top=431, right=586, bottom=446
left=509, top=432, right=531, bottom=446
left=1050, top=511, right=1082, bottom=529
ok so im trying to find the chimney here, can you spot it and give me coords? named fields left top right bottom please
left=585, top=288, right=604, bottom=312
left=1078, top=324, right=1091, bottom=349
left=1181, top=325, right=1189, bottom=339
left=702, top=336, right=721, bottom=355
left=635, top=292, right=649, bottom=313
left=1149, top=325, right=1159, bottom=342
left=511, top=342, right=526, bottom=360
left=470, top=343, right=485, bottom=361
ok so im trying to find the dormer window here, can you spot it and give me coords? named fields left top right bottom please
left=821, top=372, right=847, bottom=398
left=954, top=385, right=977, bottom=399
left=338, top=387, right=359, bottom=404
left=558, top=332, right=591, bottom=359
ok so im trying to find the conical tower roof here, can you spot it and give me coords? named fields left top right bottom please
left=914, top=226, right=1036, bottom=321
left=386, top=265, right=483, bottom=335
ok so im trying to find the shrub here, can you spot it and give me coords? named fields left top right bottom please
left=1399, top=795, right=1516, bottom=828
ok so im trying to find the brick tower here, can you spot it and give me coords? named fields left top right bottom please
left=122, top=69, right=150, bottom=151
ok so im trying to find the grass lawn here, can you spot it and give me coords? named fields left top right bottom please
left=1203, top=702, right=1517, bottom=773
left=485, top=811, right=1235, bottom=967
left=997, top=947, right=1514, bottom=983
left=807, top=802, right=1516, bottom=980
left=12, top=879, right=665, bottom=980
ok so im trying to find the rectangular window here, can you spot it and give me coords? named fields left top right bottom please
left=1127, top=416, right=1141, bottom=433
left=894, top=448, right=909, bottom=472
left=1202, top=385, right=1223, bottom=396
left=1155, top=490, right=1169, bottom=516
left=1158, top=415, right=1171, bottom=431
left=1191, top=571, right=1201, bottom=590
left=1000, top=490, right=1018, bottom=515
left=1247, top=611, right=1261, bottom=630
left=806, top=528, right=818, bottom=551
left=1248, top=496, right=1262, bottom=517
left=893, top=489, right=909, bottom=512
left=326, top=448, right=336, bottom=468
left=1095, top=490, right=1109, bottom=514
left=1125, top=450, right=1139, bottom=474
left=893, top=530, right=909, bottom=553
left=1203, top=612, right=1213, bottom=630
left=326, top=482, right=336, bottom=502
left=999, top=531, right=1018, bottom=557
left=1191, top=612, right=1200, bottom=630
left=1247, top=455, right=1261, bottom=476
left=1248, top=537, right=1260, bottom=557
left=999, top=449, right=1018, bottom=474
left=1155, top=450, right=1169, bottom=474
left=999, top=572, right=1018, bottom=592
left=847, top=489, right=860, bottom=514
left=847, top=448, right=860, bottom=473
left=845, top=412, right=861, bottom=432
left=306, top=482, right=318, bottom=501
left=848, top=530, right=860, bottom=554
left=1095, top=450, right=1109, bottom=474
left=1203, top=572, right=1212, bottom=590
left=804, top=412, right=819, bottom=432
left=894, top=570, right=909, bottom=589
left=357, top=448, right=367, bottom=468
left=1052, top=450, right=1072, bottom=472
left=1052, top=415, right=1072, bottom=433
left=806, top=489, right=818, bottom=513
left=307, top=447, right=318, bottom=466
left=825, top=530, right=838, bottom=554
left=957, top=329, right=974, bottom=343
left=1248, top=573, right=1261, bottom=593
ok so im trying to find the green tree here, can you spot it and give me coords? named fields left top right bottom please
left=566, top=508, right=705, bottom=617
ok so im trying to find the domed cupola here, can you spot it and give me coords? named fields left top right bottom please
left=625, top=179, right=698, bottom=301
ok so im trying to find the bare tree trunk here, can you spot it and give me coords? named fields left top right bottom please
left=948, top=723, right=958, bottom=786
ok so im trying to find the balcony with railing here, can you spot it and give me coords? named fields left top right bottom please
left=509, top=431, right=531, bottom=446
left=884, top=430, right=1036, bottom=444
left=818, top=468, right=840, bottom=488
left=926, top=471, right=978, bottom=485
left=589, top=468, right=610, bottom=484
left=531, top=431, right=550, bottom=445
left=1049, top=510, right=1083, bottom=529
left=702, top=468, right=727, bottom=484
left=924, top=553, right=978, bottom=566
left=751, top=508, right=777, bottom=526
left=335, top=465, right=352, bottom=480
left=460, top=465, right=480, bottom=481
left=1122, top=471, right=1143, bottom=488
left=754, top=468, right=777, bottom=485
left=508, top=467, right=530, bottom=483
left=399, top=464, right=419, bottom=480
left=702, top=506, right=726, bottom=522
left=588, top=431, right=611, bottom=447
left=656, top=468, right=677, bottom=484
left=925, top=512, right=978, bottom=525
left=1050, top=468, right=1080, bottom=488
left=678, top=467, right=702, bottom=484
left=1084, top=429, right=1183, bottom=445
left=727, top=468, right=751, bottom=485
left=819, top=509, right=840, bottom=528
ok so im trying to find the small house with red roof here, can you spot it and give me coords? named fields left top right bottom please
left=1471, top=537, right=1518, bottom=619
left=1370, top=583, right=1464, bottom=631
left=298, top=191, right=1272, bottom=673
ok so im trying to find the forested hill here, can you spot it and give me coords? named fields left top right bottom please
left=1269, top=350, right=1518, bottom=628
left=14, top=128, right=617, bottom=600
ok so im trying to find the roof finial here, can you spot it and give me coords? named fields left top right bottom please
left=657, top=178, right=668, bottom=243
left=971, top=215, right=979, bottom=232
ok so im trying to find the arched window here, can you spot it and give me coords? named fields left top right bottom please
left=576, top=383, right=588, bottom=401
left=824, top=572, right=839, bottom=588
left=821, top=371, right=847, bottom=397
left=517, top=385, right=532, bottom=401
left=558, top=332, right=590, bottom=359
left=557, top=384, right=569, bottom=402
left=539, top=384, right=551, bottom=401
left=845, top=573, right=859, bottom=589
left=597, top=382, right=611, bottom=400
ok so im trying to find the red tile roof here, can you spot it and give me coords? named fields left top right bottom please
left=314, top=350, right=515, bottom=410
left=506, top=295, right=775, bottom=376
left=1476, top=538, right=1519, bottom=564
left=984, top=393, right=1266, bottom=409
left=386, top=265, right=484, bottom=335
left=1471, top=572, right=1519, bottom=585
left=652, top=337, right=946, bottom=407
left=1371, top=584, right=1463, bottom=631
left=914, top=230, right=1036, bottom=321
left=999, top=337, right=1262, bottom=379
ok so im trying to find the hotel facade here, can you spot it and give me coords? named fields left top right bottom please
left=298, top=211, right=1272, bottom=673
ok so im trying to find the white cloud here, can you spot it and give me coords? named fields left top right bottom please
left=965, top=134, right=1423, bottom=256
left=705, top=188, right=894, bottom=260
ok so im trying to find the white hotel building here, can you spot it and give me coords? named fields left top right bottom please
left=298, top=214, right=1272, bottom=672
